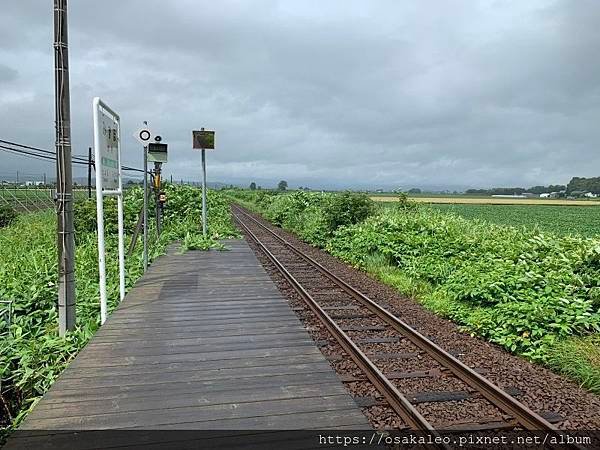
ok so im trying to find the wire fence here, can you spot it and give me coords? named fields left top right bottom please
left=0, top=184, right=93, bottom=213
left=0, top=138, right=146, bottom=213
left=0, top=138, right=216, bottom=214
left=0, top=180, right=209, bottom=214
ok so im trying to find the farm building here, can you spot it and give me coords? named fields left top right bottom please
left=570, top=190, right=590, bottom=198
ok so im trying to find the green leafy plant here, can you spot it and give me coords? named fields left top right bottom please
left=181, top=233, right=226, bottom=251
left=227, top=189, right=376, bottom=247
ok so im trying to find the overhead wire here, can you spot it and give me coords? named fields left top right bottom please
left=0, top=144, right=63, bottom=163
left=0, top=139, right=147, bottom=173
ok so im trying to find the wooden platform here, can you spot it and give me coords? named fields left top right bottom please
left=7, top=239, right=368, bottom=448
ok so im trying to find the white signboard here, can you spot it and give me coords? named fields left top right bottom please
left=93, top=97, right=125, bottom=325
left=97, top=108, right=120, bottom=190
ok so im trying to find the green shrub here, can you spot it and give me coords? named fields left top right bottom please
left=327, top=207, right=600, bottom=360
left=324, top=191, right=375, bottom=231
left=228, top=190, right=375, bottom=248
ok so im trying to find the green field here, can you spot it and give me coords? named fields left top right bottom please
left=427, top=204, right=600, bottom=238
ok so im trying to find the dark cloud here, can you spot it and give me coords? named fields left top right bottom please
left=1, top=0, right=600, bottom=189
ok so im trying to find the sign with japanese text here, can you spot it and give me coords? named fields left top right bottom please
left=97, top=107, right=120, bottom=190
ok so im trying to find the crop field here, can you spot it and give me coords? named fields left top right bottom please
left=229, top=189, right=600, bottom=394
left=374, top=196, right=600, bottom=238
left=427, top=203, right=600, bottom=238
left=371, top=195, right=600, bottom=206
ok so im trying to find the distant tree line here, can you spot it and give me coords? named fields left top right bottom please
left=566, top=177, right=600, bottom=195
left=465, top=185, right=566, bottom=196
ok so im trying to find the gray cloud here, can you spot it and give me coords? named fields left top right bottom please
left=0, top=64, right=18, bottom=83
left=1, top=0, right=600, bottom=189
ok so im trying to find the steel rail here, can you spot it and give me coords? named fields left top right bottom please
left=232, top=205, right=559, bottom=433
left=232, top=210, right=449, bottom=448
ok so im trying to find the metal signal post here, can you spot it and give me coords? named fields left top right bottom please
left=192, top=128, right=215, bottom=236
left=201, top=146, right=207, bottom=236
left=143, top=144, right=148, bottom=271
left=54, top=0, right=76, bottom=335
left=136, top=126, right=166, bottom=270
left=153, top=162, right=162, bottom=235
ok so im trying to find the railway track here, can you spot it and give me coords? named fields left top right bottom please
left=232, top=205, right=570, bottom=445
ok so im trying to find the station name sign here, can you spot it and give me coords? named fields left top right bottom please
left=192, top=130, right=215, bottom=150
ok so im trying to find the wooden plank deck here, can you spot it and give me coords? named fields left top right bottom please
left=7, top=239, right=369, bottom=448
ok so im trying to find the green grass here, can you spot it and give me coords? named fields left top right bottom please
left=547, top=335, right=600, bottom=393
left=427, top=203, right=600, bottom=238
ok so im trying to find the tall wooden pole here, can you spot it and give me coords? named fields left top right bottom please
left=54, top=0, right=76, bottom=335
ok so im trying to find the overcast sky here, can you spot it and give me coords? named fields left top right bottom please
left=1, top=0, right=599, bottom=190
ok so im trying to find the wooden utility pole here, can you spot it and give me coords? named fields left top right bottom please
left=54, top=0, right=76, bottom=335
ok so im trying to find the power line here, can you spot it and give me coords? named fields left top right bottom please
left=0, top=139, right=90, bottom=164
left=0, top=139, right=73, bottom=157
left=0, top=139, right=147, bottom=173
left=0, top=144, right=66, bottom=163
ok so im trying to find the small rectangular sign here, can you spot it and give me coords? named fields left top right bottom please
left=148, top=142, right=168, bottom=163
left=193, top=130, right=215, bottom=149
